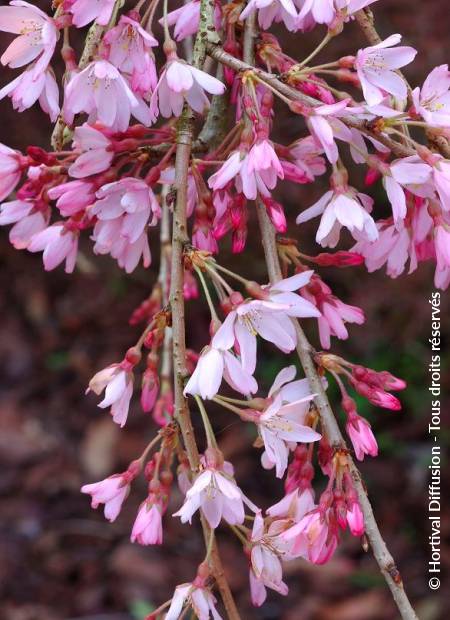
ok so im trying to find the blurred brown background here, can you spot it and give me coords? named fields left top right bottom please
left=0, top=1, right=449, bottom=619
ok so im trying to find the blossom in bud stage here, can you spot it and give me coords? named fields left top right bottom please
left=103, top=15, right=158, bottom=96
left=67, top=0, right=116, bottom=28
left=346, top=500, right=364, bottom=536
left=150, top=57, right=225, bottom=120
left=27, top=223, right=79, bottom=273
left=173, top=457, right=256, bottom=529
left=48, top=179, right=96, bottom=216
left=131, top=487, right=168, bottom=545
left=0, top=199, right=49, bottom=249
left=297, top=188, right=378, bottom=247
left=87, top=351, right=139, bottom=427
left=68, top=124, right=113, bottom=179
left=166, top=582, right=222, bottom=620
left=63, top=60, right=151, bottom=131
left=411, top=65, right=450, bottom=127
left=0, top=66, right=59, bottom=120
left=0, top=143, right=24, bottom=201
left=0, top=1, right=58, bottom=75
left=212, top=272, right=320, bottom=374
left=240, top=0, right=298, bottom=32
left=81, top=470, right=134, bottom=521
left=140, top=366, right=159, bottom=413
left=355, top=34, right=417, bottom=105
left=346, top=412, right=378, bottom=460
left=184, top=345, right=258, bottom=401
left=249, top=513, right=289, bottom=607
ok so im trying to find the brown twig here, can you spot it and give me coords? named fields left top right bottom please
left=238, top=8, right=418, bottom=618
left=169, top=2, right=241, bottom=617
left=254, top=202, right=419, bottom=620
left=206, top=42, right=414, bottom=158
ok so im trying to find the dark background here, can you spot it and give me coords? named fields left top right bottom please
left=0, top=1, right=449, bottom=619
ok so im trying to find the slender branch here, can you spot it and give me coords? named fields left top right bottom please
left=169, top=2, right=241, bottom=616
left=254, top=202, right=419, bottom=620
left=206, top=43, right=415, bottom=158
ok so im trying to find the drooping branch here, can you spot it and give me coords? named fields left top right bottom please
left=237, top=10, right=419, bottom=619
left=169, top=2, right=241, bottom=617
left=254, top=203, right=419, bottom=620
left=206, top=43, right=416, bottom=158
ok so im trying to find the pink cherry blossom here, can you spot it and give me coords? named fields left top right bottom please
left=267, top=487, right=316, bottom=522
left=283, top=506, right=338, bottom=564
left=0, top=142, right=25, bottom=201
left=81, top=472, right=131, bottom=522
left=301, top=275, right=365, bottom=349
left=0, top=66, right=59, bottom=120
left=90, top=177, right=160, bottom=272
left=249, top=513, right=289, bottom=607
left=307, top=99, right=353, bottom=164
left=382, top=157, right=432, bottom=223
left=212, top=272, right=320, bottom=374
left=282, top=136, right=326, bottom=183
left=411, top=65, right=450, bottom=127
left=435, top=224, right=450, bottom=270
left=131, top=497, right=165, bottom=545
left=103, top=15, right=158, bottom=96
left=346, top=501, right=364, bottom=536
left=166, top=582, right=222, bottom=620
left=346, top=413, right=378, bottom=460
left=240, top=0, right=298, bottom=31
left=297, top=0, right=378, bottom=28
left=150, top=58, right=225, bottom=120
left=0, top=199, right=49, bottom=249
left=68, top=124, right=113, bottom=179
left=63, top=60, right=151, bottom=131
left=251, top=369, right=320, bottom=477
left=48, top=179, right=96, bottom=216
left=27, top=223, right=79, bottom=273
left=163, top=1, right=222, bottom=42
left=355, top=34, right=417, bottom=105
left=184, top=343, right=258, bottom=400
left=430, top=158, right=450, bottom=211
left=87, top=359, right=136, bottom=427
left=173, top=456, right=256, bottom=529
left=208, top=141, right=284, bottom=200
left=67, top=0, right=116, bottom=28
left=297, top=188, right=378, bottom=247
left=0, top=0, right=58, bottom=75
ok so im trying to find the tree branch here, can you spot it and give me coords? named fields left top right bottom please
left=169, top=3, right=241, bottom=617
left=206, top=42, right=415, bottom=158
left=254, top=202, right=419, bottom=620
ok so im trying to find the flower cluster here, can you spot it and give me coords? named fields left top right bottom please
left=0, top=0, right=441, bottom=616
